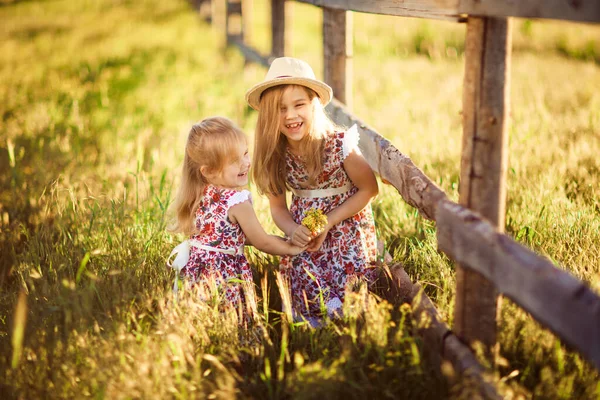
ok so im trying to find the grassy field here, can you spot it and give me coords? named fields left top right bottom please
left=1, top=0, right=599, bottom=398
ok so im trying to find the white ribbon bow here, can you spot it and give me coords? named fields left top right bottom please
left=167, top=240, right=191, bottom=273
left=167, top=240, right=192, bottom=296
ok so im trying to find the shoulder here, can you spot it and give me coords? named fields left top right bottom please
left=330, top=124, right=361, bottom=160
left=227, top=189, right=252, bottom=208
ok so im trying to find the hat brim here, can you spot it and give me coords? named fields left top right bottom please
left=245, top=77, right=333, bottom=111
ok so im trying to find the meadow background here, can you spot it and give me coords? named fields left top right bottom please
left=1, top=0, right=599, bottom=398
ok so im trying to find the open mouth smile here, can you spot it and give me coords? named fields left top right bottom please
left=286, top=122, right=303, bottom=130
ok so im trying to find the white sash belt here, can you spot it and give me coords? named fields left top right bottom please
left=290, top=182, right=352, bottom=198
left=167, top=239, right=244, bottom=296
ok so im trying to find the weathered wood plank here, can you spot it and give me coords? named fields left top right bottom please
left=411, top=283, right=501, bottom=399
left=296, top=0, right=461, bottom=21
left=460, top=18, right=511, bottom=222
left=437, top=200, right=600, bottom=370
left=227, top=0, right=242, bottom=15
left=377, top=265, right=501, bottom=399
left=454, top=17, right=511, bottom=357
left=295, top=0, right=600, bottom=23
left=323, top=8, right=353, bottom=109
left=325, top=99, right=448, bottom=221
left=459, top=0, right=600, bottom=24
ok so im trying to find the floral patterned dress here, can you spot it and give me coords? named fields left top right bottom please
left=181, top=184, right=255, bottom=319
left=280, top=125, right=379, bottom=320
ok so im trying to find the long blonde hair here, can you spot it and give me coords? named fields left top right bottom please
left=252, top=84, right=338, bottom=195
left=169, top=116, right=247, bottom=235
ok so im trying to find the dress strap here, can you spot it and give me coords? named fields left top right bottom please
left=290, top=182, right=352, bottom=198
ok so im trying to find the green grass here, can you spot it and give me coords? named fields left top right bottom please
left=1, top=0, right=599, bottom=398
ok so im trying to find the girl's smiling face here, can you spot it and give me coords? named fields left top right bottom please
left=279, top=85, right=313, bottom=150
left=204, top=142, right=250, bottom=189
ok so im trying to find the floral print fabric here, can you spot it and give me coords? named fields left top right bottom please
left=181, top=184, right=255, bottom=319
left=280, top=127, right=379, bottom=319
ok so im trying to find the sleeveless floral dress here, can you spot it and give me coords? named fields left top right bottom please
left=280, top=125, right=379, bottom=321
left=181, top=184, right=255, bottom=319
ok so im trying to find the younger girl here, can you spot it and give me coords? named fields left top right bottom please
left=246, top=57, right=380, bottom=325
left=167, top=116, right=305, bottom=322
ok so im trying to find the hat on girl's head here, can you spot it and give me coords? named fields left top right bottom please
left=245, top=57, right=333, bottom=110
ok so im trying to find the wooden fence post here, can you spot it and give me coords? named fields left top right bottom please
left=454, top=17, right=512, bottom=360
left=226, top=0, right=243, bottom=45
left=323, top=8, right=353, bottom=109
left=271, top=0, right=291, bottom=57
left=195, top=0, right=212, bottom=22
left=242, top=0, right=252, bottom=44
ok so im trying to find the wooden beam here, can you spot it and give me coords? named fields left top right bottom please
left=226, top=0, right=243, bottom=44
left=325, top=99, right=448, bottom=221
left=295, top=0, right=461, bottom=21
left=437, top=200, right=600, bottom=371
left=376, top=265, right=501, bottom=399
left=459, top=0, right=600, bottom=24
left=229, top=36, right=273, bottom=66
left=295, top=0, right=600, bottom=23
left=411, top=285, right=502, bottom=400
left=242, top=0, right=253, bottom=43
left=323, top=8, right=353, bottom=109
left=454, top=17, right=511, bottom=358
left=271, top=0, right=289, bottom=57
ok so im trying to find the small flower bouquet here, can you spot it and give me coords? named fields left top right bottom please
left=301, top=208, right=328, bottom=236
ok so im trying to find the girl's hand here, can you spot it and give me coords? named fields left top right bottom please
left=306, top=228, right=329, bottom=252
left=288, top=243, right=307, bottom=256
left=290, top=224, right=313, bottom=247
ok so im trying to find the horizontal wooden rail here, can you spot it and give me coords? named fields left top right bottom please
left=459, top=0, right=600, bottom=25
left=229, top=36, right=274, bottom=66
left=436, top=200, right=600, bottom=370
left=295, top=0, right=600, bottom=24
left=381, top=265, right=501, bottom=399
left=326, top=99, right=448, bottom=221
left=295, top=0, right=461, bottom=22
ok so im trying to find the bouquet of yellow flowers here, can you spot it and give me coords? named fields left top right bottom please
left=301, top=208, right=328, bottom=236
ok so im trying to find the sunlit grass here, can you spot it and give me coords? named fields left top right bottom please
left=1, top=0, right=599, bottom=398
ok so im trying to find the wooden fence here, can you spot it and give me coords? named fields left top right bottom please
left=196, top=0, right=600, bottom=396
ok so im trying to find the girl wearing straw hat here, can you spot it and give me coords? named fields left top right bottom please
left=246, top=57, right=379, bottom=326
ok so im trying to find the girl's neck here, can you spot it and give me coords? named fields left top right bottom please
left=207, top=183, right=243, bottom=191
left=287, top=142, right=303, bottom=156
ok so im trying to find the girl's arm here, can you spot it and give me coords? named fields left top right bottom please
left=229, top=200, right=305, bottom=256
left=269, top=193, right=313, bottom=247
left=307, top=149, right=378, bottom=251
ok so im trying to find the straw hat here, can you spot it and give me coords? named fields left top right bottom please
left=245, top=57, right=333, bottom=110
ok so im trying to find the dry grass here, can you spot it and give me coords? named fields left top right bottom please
left=1, top=0, right=599, bottom=398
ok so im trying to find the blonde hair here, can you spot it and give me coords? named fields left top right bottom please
left=252, top=84, right=339, bottom=195
left=169, top=116, right=247, bottom=235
